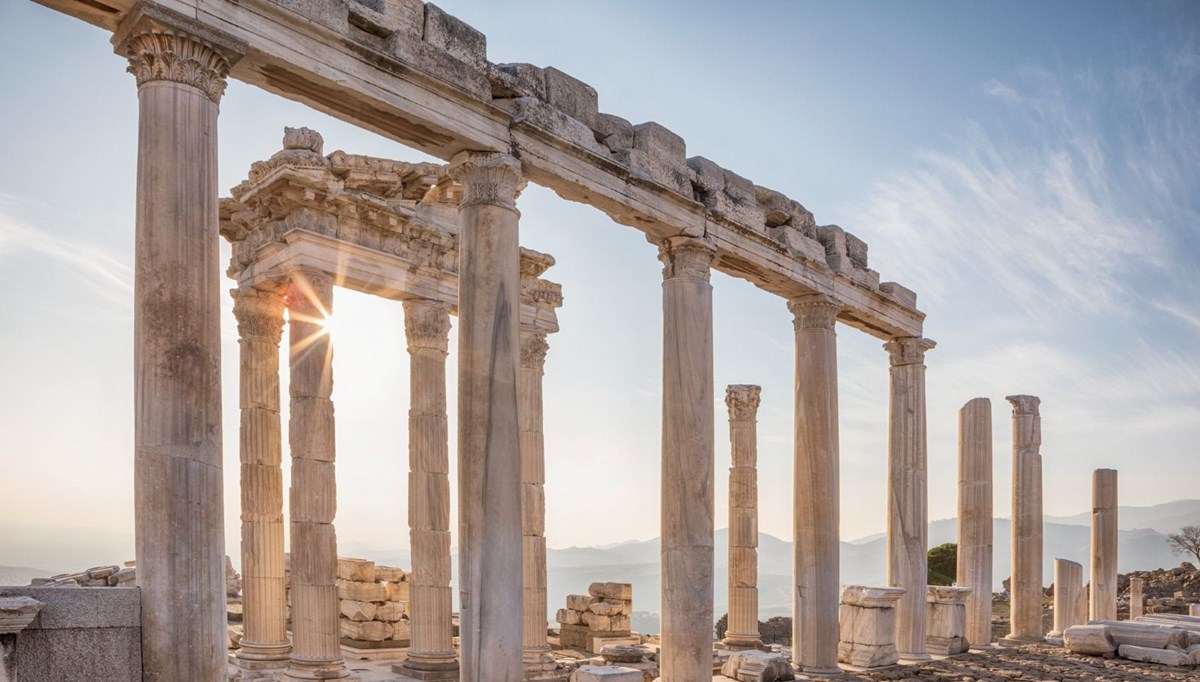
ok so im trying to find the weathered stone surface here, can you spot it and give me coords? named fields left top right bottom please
left=569, top=665, right=642, bottom=682
left=337, top=557, right=377, bottom=583
left=1118, top=644, right=1192, bottom=666
left=423, top=2, right=486, bottom=70
left=339, top=599, right=377, bottom=622
left=596, top=113, right=634, bottom=152
left=544, top=67, right=599, bottom=129
left=557, top=608, right=582, bottom=626
left=347, top=0, right=423, bottom=39
left=567, top=595, right=597, bottom=612
left=1096, top=620, right=1189, bottom=649
left=509, top=97, right=610, bottom=156
left=587, top=583, right=632, bottom=601
left=839, top=585, right=903, bottom=668
left=0, top=595, right=44, bottom=634
left=374, top=566, right=406, bottom=582
left=385, top=579, right=410, bottom=603
left=339, top=617, right=393, bottom=642
left=588, top=601, right=623, bottom=617
left=926, top=586, right=971, bottom=655
left=600, top=645, right=646, bottom=663
left=1063, top=624, right=1116, bottom=655
left=337, top=579, right=386, bottom=603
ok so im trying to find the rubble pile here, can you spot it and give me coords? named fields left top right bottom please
left=318, top=557, right=412, bottom=648
left=556, top=582, right=636, bottom=653
left=1063, top=619, right=1200, bottom=668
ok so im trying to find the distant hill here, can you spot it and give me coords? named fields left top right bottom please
left=1044, top=498, right=1200, bottom=534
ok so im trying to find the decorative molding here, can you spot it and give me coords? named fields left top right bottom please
left=123, top=31, right=231, bottom=103
left=520, top=330, right=550, bottom=372
left=1006, top=394, right=1041, bottom=416
left=231, top=287, right=286, bottom=343
left=787, top=294, right=840, bottom=330
left=658, top=237, right=715, bottom=282
left=884, top=336, right=936, bottom=367
left=725, top=384, right=761, bottom=421
left=403, top=299, right=452, bottom=354
left=449, top=152, right=524, bottom=210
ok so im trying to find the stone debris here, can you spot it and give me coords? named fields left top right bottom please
left=286, top=556, right=411, bottom=646
left=1063, top=620, right=1198, bottom=667
left=925, top=585, right=972, bottom=655
left=1117, top=644, right=1194, bottom=667
left=568, top=665, right=642, bottom=682
left=1063, top=624, right=1116, bottom=655
left=0, top=596, right=44, bottom=634
left=719, top=650, right=794, bottom=681
left=556, top=582, right=635, bottom=653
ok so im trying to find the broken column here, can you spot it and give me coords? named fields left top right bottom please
left=926, top=586, right=972, bottom=655
left=658, top=238, right=716, bottom=682
left=1129, top=577, right=1144, bottom=621
left=789, top=294, right=842, bottom=674
left=956, top=397, right=993, bottom=649
left=886, top=336, right=936, bottom=661
left=1048, top=559, right=1084, bottom=641
left=837, top=585, right=905, bottom=668
left=723, top=384, right=763, bottom=650
left=1004, top=394, right=1044, bottom=644
left=1090, top=468, right=1119, bottom=622
left=520, top=327, right=554, bottom=676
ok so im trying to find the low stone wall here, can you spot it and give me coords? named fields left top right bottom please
left=0, top=586, right=140, bottom=681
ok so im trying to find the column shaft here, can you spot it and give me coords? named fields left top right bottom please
left=1006, top=395, right=1044, bottom=643
left=789, top=295, right=841, bottom=674
left=286, top=271, right=347, bottom=680
left=1049, top=559, right=1083, bottom=638
left=120, top=23, right=232, bottom=681
left=1090, top=469, right=1119, bottom=621
left=659, top=237, right=716, bottom=682
left=233, top=287, right=290, bottom=665
left=520, top=330, right=551, bottom=663
left=886, top=337, right=936, bottom=661
left=452, top=152, right=525, bottom=682
left=956, top=397, right=993, bottom=648
left=724, top=385, right=762, bottom=649
left=1129, top=578, right=1144, bottom=621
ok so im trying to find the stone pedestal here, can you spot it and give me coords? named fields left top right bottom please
left=789, top=294, right=842, bottom=675
left=838, top=586, right=905, bottom=669
left=1090, top=469, right=1118, bottom=622
left=956, top=397, right=993, bottom=649
left=285, top=270, right=348, bottom=680
left=1048, top=559, right=1084, bottom=641
left=394, top=300, right=458, bottom=681
left=658, top=237, right=716, bottom=682
left=1003, top=395, right=1044, bottom=645
left=520, top=328, right=555, bottom=679
left=926, top=586, right=972, bottom=655
left=115, top=11, right=240, bottom=680
left=232, top=287, right=291, bottom=670
left=723, top=385, right=763, bottom=650
left=885, top=337, right=935, bottom=661
left=1128, top=577, right=1144, bottom=621
left=452, top=152, right=525, bottom=682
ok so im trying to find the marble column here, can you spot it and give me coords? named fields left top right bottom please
left=395, top=300, right=458, bottom=680
left=450, top=152, right=525, bottom=682
left=232, top=287, right=291, bottom=669
left=285, top=269, right=347, bottom=680
left=1048, top=559, right=1083, bottom=640
left=1090, top=469, right=1119, bottom=622
left=1129, top=577, right=1144, bottom=621
left=519, top=328, right=553, bottom=673
left=724, top=384, right=763, bottom=650
left=789, top=294, right=841, bottom=675
left=956, top=397, right=993, bottom=649
left=659, top=237, right=716, bottom=682
left=886, top=336, right=936, bottom=661
left=116, top=15, right=237, bottom=680
left=1005, top=395, right=1044, bottom=644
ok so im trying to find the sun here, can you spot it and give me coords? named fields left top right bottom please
left=318, top=314, right=336, bottom=335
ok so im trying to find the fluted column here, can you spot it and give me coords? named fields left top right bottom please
left=520, top=329, right=552, bottom=671
left=232, top=287, right=291, bottom=668
left=659, top=237, right=716, bottom=682
left=1129, top=577, right=1144, bottom=621
left=1090, top=469, right=1119, bottom=622
left=115, top=11, right=239, bottom=679
left=285, top=269, right=347, bottom=680
left=1048, top=559, right=1083, bottom=639
left=886, top=336, right=936, bottom=661
left=396, top=300, right=458, bottom=680
left=789, top=294, right=841, bottom=675
left=1004, top=394, right=1043, bottom=644
left=724, top=385, right=763, bottom=650
left=956, top=397, right=993, bottom=649
left=451, top=152, right=525, bottom=682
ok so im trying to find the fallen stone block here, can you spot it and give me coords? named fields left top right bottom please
left=1063, top=624, right=1116, bottom=655
left=1095, top=620, right=1189, bottom=649
left=1118, top=644, right=1192, bottom=667
left=722, top=650, right=794, bottom=681
left=600, top=645, right=645, bottom=663
left=569, top=664, right=641, bottom=682
left=339, top=599, right=377, bottom=622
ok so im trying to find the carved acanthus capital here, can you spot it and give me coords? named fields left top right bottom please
left=285, top=268, right=334, bottom=319
left=725, top=384, right=762, bottom=421
left=231, top=287, right=286, bottom=343
left=520, top=330, right=550, bottom=372
left=283, top=127, right=324, bottom=154
left=884, top=336, right=936, bottom=367
left=1006, top=394, right=1041, bottom=416
left=658, top=237, right=715, bottom=282
left=449, top=152, right=524, bottom=210
left=787, top=294, right=840, bottom=330
left=122, top=31, right=231, bottom=103
left=403, top=299, right=452, bottom=354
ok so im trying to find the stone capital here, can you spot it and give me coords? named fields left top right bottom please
left=403, top=299, right=452, bottom=354
left=285, top=268, right=334, bottom=319
left=113, top=4, right=244, bottom=104
left=520, top=329, right=550, bottom=372
left=725, top=384, right=761, bottom=421
left=231, top=287, right=285, bottom=344
left=449, top=152, right=524, bottom=210
left=658, top=237, right=715, bottom=282
left=787, top=294, right=840, bottom=330
left=884, top=336, right=935, bottom=367
left=1005, top=394, right=1041, bottom=416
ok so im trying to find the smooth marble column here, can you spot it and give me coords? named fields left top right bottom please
left=1048, top=559, right=1083, bottom=639
left=1129, top=577, right=1144, bottom=621
left=118, top=18, right=235, bottom=680
left=285, top=269, right=347, bottom=680
left=789, top=294, right=841, bottom=675
left=886, top=336, right=936, bottom=661
left=956, top=397, right=993, bottom=649
left=451, top=152, right=525, bottom=682
left=659, top=237, right=716, bottom=682
left=519, top=328, right=552, bottom=671
left=1090, top=469, right=1119, bottom=622
left=1005, top=395, right=1043, bottom=644
left=232, top=287, right=290, bottom=668
left=396, top=300, right=458, bottom=680
left=724, top=384, right=763, bottom=650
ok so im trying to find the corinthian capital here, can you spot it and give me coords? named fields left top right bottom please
left=1005, top=394, right=1041, bottom=416
left=449, top=152, right=524, bottom=209
left=231, top=287, right=285, bottom=344
left=725, top=384, right=762, bottom=421
left=113, top=5, right=244, bottom=105
left=403, top=299, right=452, bottom=354
left=787, top=294, right=840, bottom=330
left=520, top=330, right=550, bottom=372
left=285, top=268, right=334, bottom=319
left=884, top=336, right=936, bottom=367
left=658, top=237, right=715, bottom=282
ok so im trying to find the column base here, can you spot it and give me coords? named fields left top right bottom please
left=796, top=664, right=843, bottom=676
left=231, top=653, right=290, bottom=671
left=235, top=642, right=292, bottom=666
left=898, top=652, right=932, bottom=662
left=998, top=636, right=1044, bottom=648
left=392, top=661, right=460, bottom=681
left=718, top=637, right=766, bottom=651
left=285, top=658, right=352, bottom=680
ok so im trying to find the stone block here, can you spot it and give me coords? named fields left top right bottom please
left=376, top=600, right=406, bottom=621
left=269, top=0, right=349, bottom=34
left=1118, top=644, right=1191, bottom=666
left=509, top=97, right=610, bottom=156
left=567, top=594, right=598, bottom=612
left=845, top=232, right=868, bottom=268
left=1097, top=620, right=1189, bottom=649
left=582, top=611, right=611, bottom=631
left=838, top=640, right=897, bottom=669
left=347, top=0, right=424, bottom=39
left=632, top=122, right=686, bottom=164
left=587, top=635, right=638, bottom=654
left=0, top=596, right=43, bottom=634
left=339, top=599, right=377, bottom=622
left=596, top=114, right=634, bottom=152
left=423, top=3, right=486, bottom=70
left=816, top=224, right=850, bottom=273
left=569, top=665, right=642, bottom=682
left=615, top=148, right=695, bottom=196
left=388, top=29, right=490, bottom=100
left=386, top=580, right=411, bottom=602
left=839, top=603, right=895, bottom=647
left=608, top=615, right=630, bottom=632
left=840, top=585, right=905, bottom=609
left=772, top=225, right=827, bottom=263
left=588, top=583, right=633, bottom=602
left=337, top=557, right=377, bottom=582
left=600, top=645, right=646, bottom=663
left=721, top=650, right=793, bottom=681
left=491, top=63, right=547, bottom=100
left=544, top=67, right=600, bottom=129
left=686, top=156, right=725, bottom=194
left=86, top=566, right=119, bottom=580
left=754, top=186, right=792, bottom=227
left=588, top=601, right=624, bottom=617
left=1063, top=624, right=1116, bottom=655
left=340, top=617, right=393, bottom=642
left=337, top=579, right=386, bottom=602
left=374, top=565, right=407, bottom=582
left=557, top=608, right=583, bottom=626
left=880, top=281, right=917, bottom=308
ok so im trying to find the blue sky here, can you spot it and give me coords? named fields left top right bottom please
left=0, top=1, right=1197, bottom=569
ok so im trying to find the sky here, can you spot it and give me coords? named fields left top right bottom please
left=0, top=0, right=1198, bottom=571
